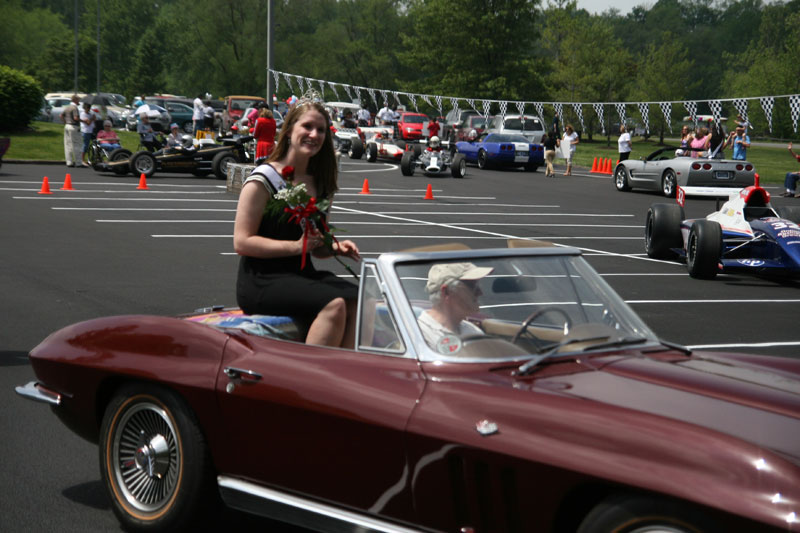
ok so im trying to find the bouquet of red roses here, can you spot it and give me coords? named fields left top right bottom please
left=264, top=166, right=358, bottom=278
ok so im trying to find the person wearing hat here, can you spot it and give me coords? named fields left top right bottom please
left=166, top=123, right=183, bottom=150
left=60, top=94, right=82, bottom=167
left=96, top=120, right=121, bottom=151
left=418, top=262, right=493, bottom=349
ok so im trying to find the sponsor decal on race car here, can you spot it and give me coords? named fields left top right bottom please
left=737, top=259, right=765, bottom=267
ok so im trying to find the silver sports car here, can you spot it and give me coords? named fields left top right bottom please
left=614, top=146, right=756, bottom=197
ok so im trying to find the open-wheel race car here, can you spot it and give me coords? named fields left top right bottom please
left=16, top=243, right=800, bottom=533
left=401, top=136, right=466, bottom=178
left=614, top=146, right=756, bottom=197
left=645, top=177, right=800, bottom=279
left=96, top=134, right=254, bottom=179
left=332, top=125, right=394, bottom=161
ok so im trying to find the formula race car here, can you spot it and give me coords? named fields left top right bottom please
left=455, top=132, right=544, bottom=171
left=365, top=131, right=413, bottom=163
left=96, top=135, right=254, bottom=179
left=400, top=136, right=466, bottom=178
left=332, top=126, right=394, bottom=160
left=615, top=146, right=756, bottom=197
left=645, top=177, right=800, bottom=279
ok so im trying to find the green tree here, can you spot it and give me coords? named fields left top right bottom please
left=0, top=65, right=44, bottom=131
left=0, top=0, right=71, bottom=79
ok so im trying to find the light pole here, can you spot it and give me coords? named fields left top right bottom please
left=74, top=0, right=79, bottom=92
left=96, top=0, right=100, bottom=93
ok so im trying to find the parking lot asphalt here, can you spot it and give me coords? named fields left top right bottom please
left=1, top=159, right=798, bottom=532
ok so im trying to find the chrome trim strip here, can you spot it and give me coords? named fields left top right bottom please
left=15, top=381, right=61, bottom=406
left=217, top=476, right=425, bottom=533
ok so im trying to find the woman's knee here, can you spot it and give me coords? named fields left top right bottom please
left=320, top=297, right=347, bottom=321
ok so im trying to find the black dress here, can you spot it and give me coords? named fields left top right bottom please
left=236, top=164, right=358, bottom=330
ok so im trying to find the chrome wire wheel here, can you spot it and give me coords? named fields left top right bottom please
left=111, top=400, right=181, bottom=514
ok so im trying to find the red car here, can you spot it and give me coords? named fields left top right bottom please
left=16, top=246, right=800, bottom=533
left=221, top=95, right=266, bottom=133
left=397, top=111, right=430, bottom=140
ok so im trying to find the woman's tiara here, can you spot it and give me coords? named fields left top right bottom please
left=295, top=89, right=324, bottom=107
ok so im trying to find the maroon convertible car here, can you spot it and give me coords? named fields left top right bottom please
left=16, top=245, right=800, bottom=533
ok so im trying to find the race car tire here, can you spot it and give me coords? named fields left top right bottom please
left=451, top=153, right=466, bottom=178
left=687, top=220, right=722, bottom=279
left=366, top=142, right=378, bottom=163
left=212, top=152, right=236, bottom=180
left=130, top=151, right=157, bottom=178
left=645, top=203, right=684, bottom=259
left=776, top=205, right=800, bottom=224
left=100, top=383, right=218, bottom=533
left=401, top=151, right=415, bottom=176
left=577, top=493, right=716, bottom=533
left=477, top=150, right=490, bottom=170
left=614, top=165, right=632, bottom=191
left=109, top=148, right=132, bottom=175
left=348, top=137, right=364, bottom=159
left=661, top=169, right=678, bottom=198
left=413, top=144, right=423, bottom=158
left=182, top=122, right=193, bottom=134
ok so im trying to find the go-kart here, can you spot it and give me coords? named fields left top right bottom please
left=96, top=134, right=254, bottom=180
left=87, top=138, right=133, bottom=175
left=400, top=137, right=466, bottom=178
left=645, top=176, right=800, bottom=279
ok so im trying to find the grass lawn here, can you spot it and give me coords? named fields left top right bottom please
left=1, top=121, right=141, bottom=161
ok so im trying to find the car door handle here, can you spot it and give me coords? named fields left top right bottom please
left=224, top=367, right=262, bottom=382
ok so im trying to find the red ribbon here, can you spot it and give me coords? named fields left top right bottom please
left=284, top=199, right=320, bottom=269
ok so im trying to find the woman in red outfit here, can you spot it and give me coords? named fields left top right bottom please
left=253, top=106, right=277, bottom=160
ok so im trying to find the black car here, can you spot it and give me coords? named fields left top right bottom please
left=95, top=135, right=254, bottom=180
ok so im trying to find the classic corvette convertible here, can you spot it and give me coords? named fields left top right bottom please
left=16, top=244, right=800, bottom=533
left=455, top=132, right=544, bottom=171
left=614, top=146, right=756, bottom=197
left=645, top=177, right=800, bottom=279
left=96, top=135, right=254, bottom=180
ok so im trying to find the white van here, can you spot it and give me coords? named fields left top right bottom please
left=486, top=114, right=545, bottom=143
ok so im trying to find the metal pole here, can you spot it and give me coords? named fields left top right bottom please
left=96, top=0, right=100, bottom=93
left=74, top=0, right=79, bottom=92
left=266, top=0, right=274, bottom=106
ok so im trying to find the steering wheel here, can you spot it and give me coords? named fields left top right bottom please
left=511, top=307, right=573, bottom=347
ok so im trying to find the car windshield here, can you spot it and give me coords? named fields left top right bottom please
left=503, top=118, right=543, bottom=132
left=487, top=134, right=529, bottom=143
left=232, top=99, right=261, bottom=110
left=393, top=253, right=658, bottom=361
left=402, top=115, right=427, bottom=124
left=470, top=117, right=488, bottom=128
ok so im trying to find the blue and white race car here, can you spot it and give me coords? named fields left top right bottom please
left=645, top=179, right=800, bottom=279
left=455, top=132, right=544, bottom=172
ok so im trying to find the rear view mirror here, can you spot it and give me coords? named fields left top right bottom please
left=492, top=276, right=537, bottom=293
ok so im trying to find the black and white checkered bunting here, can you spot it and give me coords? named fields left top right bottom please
left=593, top=103, right=605, bottom=135
left=271, top=70, right=280, bottom=95
left=572, top=103, right=585, bottom=133
left=554, top=103, right=564, bottom=127
left=637, top=102, right=650, bottom=134
left=759, top=97, right=774, bottom=133
left=282, top=73, right=294, bottom=94
left=709, top=100, right=723, bottom=127
left=368, top=88, right=378, bottom=107
left=380, top=90, right=388, bottom=107
left=659, top=102, right=672, bottom=133
left=499, top=101, right=508, bottom=122
left=482, top=100, right=492, bottom=119
left=533, top=102, right=544, bottom=124
left=434, top=95, right=443, bottom=117
left=343, top=84, right=352, bottom=102
left=732, top=98, right=749, bottom=127
left=615, top=103, right=626, bottom=125
left=790, top=95, right=800, bottom=133
left=450, top=98, right=459, bottom=118
left=683, top=101, right=698, bottom=128
left=465, top=99, right=476, bottom=112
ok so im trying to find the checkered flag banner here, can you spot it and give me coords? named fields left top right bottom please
left=593, top=103, right=605, bottom=135
left=327, top=82, right=339, bottom=101
left=406, top=93, right=418, bottom=112
left=637, top=102, right=650, bottom=134
left=380, top=90, right=388, bottom=107
left=790, top=94, right=800, bottom=133
left=515, top=101, right=525, bottom=116
left=282, top=73, right=294, bottom=94
left=295, top=76, right=306, bottom=95
left=683, top=101, right=698, bottom=128
left=499, top=101, right=508, bottom=122
left=615, top=103, right=626, bottom=125
left=393, top=91, right=401, bottom=107
left=659, top=102, right=672, bottom=133
left=709, top=99, right=723, bottom=127
left=434, top=95, right=443, bottom=116
left=482, top=100, right=492, bottom=119
left=367, top=88, right=378, bottom=107
left=342, top=84, right=352, bottom=102
left=760, top=97, right=774, bottom=132
left=572, top=103, right=585, bottom=133
left=450, top=98, right=459, bottom=117
left=421, top=94, right=433, bottom=108
left=554, top=102, right=564, bottom=126
left=317, top=80, right=326, bottom=99
left=465, top=98, right=476, bottom=112
left=732, top=98, right=749, bottom=128
left=533, top=102, right=544, bottom=123
left=271, top=70, right=280, bottom=95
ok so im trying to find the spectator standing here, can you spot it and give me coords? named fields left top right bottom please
left=203, top=103, right=215, bottom=131
left=617, top=125, right=632, bottom=161
left=542, top=130, right=557, bottom=177
left=707, top=122, right=729, bottom=159
left=562, top=124, right=579, bottom=176
left=192, top=94, right=204, bottom=135
left=61, top=94, right=81, bottom=167
left=377, top=103, right=393, bottom=125
left=780, top=142, right=800, bottom=197
left=730, top=126, right=751, bottom=160
left=96, top=120, right=121, bottom=150
left=79, top=102, right=95, bottom=166
left=676, top=125, right=694, bottom=156
left=690, top=127, right=709, bottom=158
left=427, top=117, right=440, bottom=139
left=357, top=104, right=371, bottom=126
left=253, top=107, right=277, bottom=161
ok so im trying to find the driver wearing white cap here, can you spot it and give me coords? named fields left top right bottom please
left=418, top=262, right=493, bottom=350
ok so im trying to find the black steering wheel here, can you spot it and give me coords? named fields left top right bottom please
left=511, top=307, right=573, bottom=347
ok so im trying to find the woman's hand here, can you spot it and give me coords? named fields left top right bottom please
left=303, top=227, right=325, bottom=253
left=335, top=239, right=360, bottom=261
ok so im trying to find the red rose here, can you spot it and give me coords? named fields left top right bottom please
left=281, top=165, right=295, bottom=179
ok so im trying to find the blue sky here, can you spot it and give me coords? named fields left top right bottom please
left=576, top=0, right=651, bottom=15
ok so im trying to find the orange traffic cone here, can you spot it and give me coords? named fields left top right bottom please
left=590, top=157, right=598, bottom=173
left=137, top=173, right=149, bottom=190
left=38, top=176, right=52, bottom=195
left=61, top=173, right=74, bottom=190
left=359, top=178, right=371, bottom=194
left=604, top=158, right=612, bottom=174
left=424, top=184, right=434, bottom=200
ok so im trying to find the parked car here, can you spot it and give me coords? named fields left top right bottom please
left=460, top=115, right=492, bottom=140
left=645, top=177, right=800, bottom=279
left=614, top=145, right=755, bottom=197
left=163, top=101, right=194, bottom=133
left=44, top=92, right=87, bottom=122
left=221, top=95, right=266, bottom=134
left=396, top=112, right=430, bottom=141
left=455, top=132, right=544, bottom=171
left=15, top=244, right=800, bottom=533
left=486, top=114, right=546, bottom=143
left=82, top=93, right=129, bottom=128
left=125, top=98, right=172, bottom=132
left=442, top=108, right=480, bottom=143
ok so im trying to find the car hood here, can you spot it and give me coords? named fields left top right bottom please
left=538, top=351, right=800, bottom=461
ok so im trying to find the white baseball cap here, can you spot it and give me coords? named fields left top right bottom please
left=426, top=262, right=493, bottom=294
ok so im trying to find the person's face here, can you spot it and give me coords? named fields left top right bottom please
left=171, top=127, right=178, bottom=134
left=289, top=108, right=327, bottom=158
left=104, top=124, right=111, bottom=130
left=681, top=126, right=688, bottom=134
left=446, top=279, right=482, bottom=316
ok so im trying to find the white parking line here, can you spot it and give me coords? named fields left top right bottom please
left=54, top=207, right=236, bottom=211
left=14, top=196, right=236, bottom=202
left=628, top=299, right=800, bottom=304
left=688, top=341, right=800, bottom=349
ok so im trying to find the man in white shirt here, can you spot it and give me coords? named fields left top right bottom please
left=357, top=105, right=371, bottom=126
left=417, top=262, right=493, bottom=353
left=618, top=125, right=632, bottom=161
left=377, top=103, right=393, bottom=125
left=192, top=94, right=204, bottom=135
